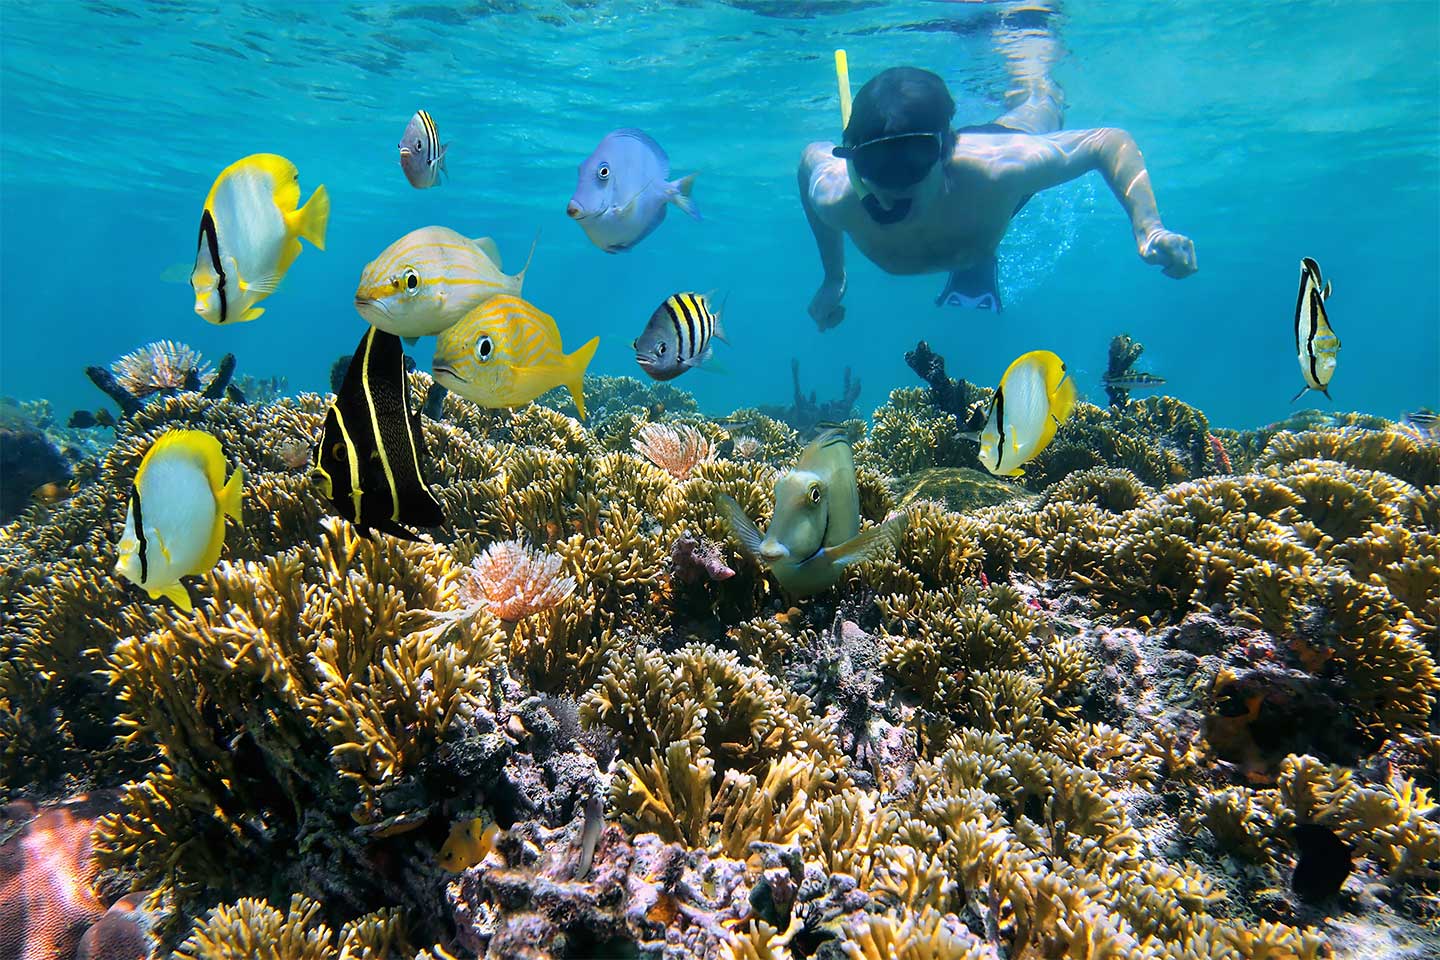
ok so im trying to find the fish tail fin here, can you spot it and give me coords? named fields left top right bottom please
left=151, top=582, right=193, bottom=613
left=709, top=289, right=730, bottom=343
left=515, top=229, right=541, bottom=292
left=294, top=184, right=330, bottom=250
left=565, top=336, right=600, bottom=419
left=1290, top=385, right=1309, bottom=404
left=716, top=494, right=765, bottom=560
left=220, top=465, right=245, bottom=525
left=669, top=174, right=701, bottom=221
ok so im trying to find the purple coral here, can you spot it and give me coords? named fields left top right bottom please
left=670, top=532, right=735, bottom=585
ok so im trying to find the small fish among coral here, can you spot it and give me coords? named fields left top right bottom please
left=115, top=429, right=244, bottom=611
left=967, top=349, right=1076, bottom=477
left=438, top=817, right=499, bottom=873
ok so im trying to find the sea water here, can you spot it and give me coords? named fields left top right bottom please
left=1, top=0, right=1435, bottom=426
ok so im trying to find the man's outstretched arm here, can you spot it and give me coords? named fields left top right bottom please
left=1006, top=127, right=1197, bottom=278
left=799, top=143, right=849, bottom=329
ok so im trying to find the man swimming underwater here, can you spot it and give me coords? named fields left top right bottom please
left=800, top=45, right=1196, bottom=324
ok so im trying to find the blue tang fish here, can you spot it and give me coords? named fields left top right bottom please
left=566, top=129, right=699, bottom=253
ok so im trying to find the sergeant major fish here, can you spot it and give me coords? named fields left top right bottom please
left=354, top=226, right=535, bottom=340
left=1291, top=257, right=1340, bottom=402
left=567, top=129, right=699, bottom=253
left=399, top=109, right=447, bottom=189
left=717, top=430, right=907, bottom=597
left=115, top=430, right=244, bottom=612
left=432, top=294, right=600, bottom=418
left=634, top=292, right=727, bottom=381
left=966, top=350, right=1077, bottom=477
left=191, top=153, right=329, bottom=325
left=312, top=326, right=445, bottom=541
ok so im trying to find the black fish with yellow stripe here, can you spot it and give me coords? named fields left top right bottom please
left=634, top=291, right=728, bottom=381
left=312, top=327, right=444, bottom=541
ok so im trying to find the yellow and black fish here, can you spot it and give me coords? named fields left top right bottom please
left=1292, top=257, right=1339, bottom=402
left=633, top=291, right=727, bottom=381
left=311, top=327, right=443, bottom=541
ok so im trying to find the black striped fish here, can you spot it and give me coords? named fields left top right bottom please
left=633, top=292, right=727, bottom=381
left=311, top=327, right=444, bottom=541
left=1291, top=257, right=1340, bottom=403
left=399, top=109, right=447, bottom=189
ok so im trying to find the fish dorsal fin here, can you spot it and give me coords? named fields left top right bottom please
left=472, top=236, right=502, bottom=268
left=612, top=128, right=668, bottom=168
left=797, top=428, right=849, bottom=472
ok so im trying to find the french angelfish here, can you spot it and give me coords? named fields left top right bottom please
left=311, top=326, right=444, bottom=541
left=115, top=429, right=244, bottom=612
left=432, top=294, right=600, bottom=419
left=354, top=226, right=536, bottom=340
left=968, top=349, right=1077, bottom=477
left=566, top=129, right=699, bottom=253
left=191, top=153, right=329, bottom=325
left=399, top=109, right=447, bottom=189
left=717, top=430, right=907, bottom=598
left=1291, top=257, right=1340, bottom=402
left=633, top=292, right=727, bottom=381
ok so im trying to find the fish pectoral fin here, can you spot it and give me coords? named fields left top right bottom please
left=472, top=236, right=502, bottom=268
left=404, top=336, right=419, bottom=346
left=958, top=431, right=981, bottom=443
left=241, top=272, right=283, bottom=296
left=241, top=307, right=266, bottom=322
left=716, top=495, right=765, bottom=560
left=668, top=173, right=701, bottom=221
left=149, top=581, right=193, bottom=613
left=1290, top=384, right=1309, bottom=404
left=825, top=514, right=908, bottom=570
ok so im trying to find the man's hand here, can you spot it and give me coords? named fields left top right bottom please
left=809, top=275, right=846, bottom=331
left=1140, top=228, right=1197, bottom=278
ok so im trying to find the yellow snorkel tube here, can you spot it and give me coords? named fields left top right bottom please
left=835, top=49, right=874, bottom=203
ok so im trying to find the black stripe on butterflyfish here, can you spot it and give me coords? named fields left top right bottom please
left=198, top=208, right=227, bottom=324
left=993, top=387, right=1007, bottom=472
left=316, top=326, right=443, bottom=540
left=1305, top=287, right=1326, bottom=389
left=130, top=485, right=149, bottom=584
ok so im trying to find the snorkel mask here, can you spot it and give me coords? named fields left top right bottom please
left=833, top=51, right=942, bottom=224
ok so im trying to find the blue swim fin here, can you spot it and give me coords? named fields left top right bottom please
left=937, top=256, right=1003, bottom=312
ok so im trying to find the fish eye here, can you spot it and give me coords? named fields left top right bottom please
left=331, top=442, right=346, bottom=461
left=597, top=164, right=610, bottom=180
left=475, top=335, right=494, bottom=362
left=415, top=139, right=423, bottom=150
left=808, top=484, right=822, bottom=503
left=403, top=268, right=419, bottom=294
left=657, top=342, right=667, bottom=355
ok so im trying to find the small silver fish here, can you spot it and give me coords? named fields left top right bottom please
left=1405, top=409, right=1439, bottom=436
left=1101, top=371, right=1166, bottom=389
left=566, top=129, right=699, bottom=253
left=634, top=292, right=727, bottom=381
left=399, top=109, right=447, bottom=189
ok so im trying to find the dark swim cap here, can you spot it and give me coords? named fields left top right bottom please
left=843, top=67, right=955, bottom=147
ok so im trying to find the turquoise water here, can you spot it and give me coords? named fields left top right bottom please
left=2, top=0, right=1436, bottom=427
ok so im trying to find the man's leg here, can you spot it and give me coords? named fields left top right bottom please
left=991, top=3, right=1064, bottom=134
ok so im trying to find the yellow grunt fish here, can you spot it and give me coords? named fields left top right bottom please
left=432, top=294, right=599, bottom=419
left=191, top=153, right=329, bottom=325
left=115, top=430, right=244, bottom=612
left=354, top=226, right=535, bottom=340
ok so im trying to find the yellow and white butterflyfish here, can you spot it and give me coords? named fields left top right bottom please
left=353, top=226, right=536, bottom=340
left=968, top=349, right=1077, bottom=477
left=114, top=429, right=244, bottom=612
left=191, top=153, right=329, bottom=325
left=1291, top=256, right=1340, bottom=403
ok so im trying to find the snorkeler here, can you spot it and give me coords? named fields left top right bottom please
left=800, top=25, right=1195, bottom=324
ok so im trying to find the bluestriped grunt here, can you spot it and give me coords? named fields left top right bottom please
left=633, top=292, right=728, bottom=381
left=354, top=226, right=534, bottom=340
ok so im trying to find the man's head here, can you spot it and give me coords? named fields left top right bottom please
left=834, top=67, right=955, bottom=223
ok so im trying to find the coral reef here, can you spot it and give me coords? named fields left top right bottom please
left=904, top=339, right=984, bottom=425
left=87, top=340, right=240, bottom=418
left=3, top=352, right=1438, bottom=958
left=633, top=422, right=717, bottom=479
left=758, top=358, right=861, bottom=435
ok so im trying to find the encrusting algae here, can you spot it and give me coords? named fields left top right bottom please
left=2, top=359, right=1438, bottom=959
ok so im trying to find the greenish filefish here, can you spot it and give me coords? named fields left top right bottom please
left=717, top=430, right=907, bottom=597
